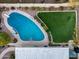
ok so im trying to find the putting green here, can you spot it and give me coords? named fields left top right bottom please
left=37, top=11, right=76, bottom=43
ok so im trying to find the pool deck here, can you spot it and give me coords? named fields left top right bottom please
left=2, top=10, right=49, bottom=47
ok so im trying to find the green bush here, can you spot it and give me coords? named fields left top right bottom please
left=9, top=53, right=15, bottom=59
left=0, top=32, right=12, bottom=46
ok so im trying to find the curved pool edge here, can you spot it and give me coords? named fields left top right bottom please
left=2, top=10, right=49, bottom=46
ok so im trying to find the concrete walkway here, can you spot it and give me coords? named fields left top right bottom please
left=0, top=2, right=79, bottom=7
left=0, top=47, right=15, bottom=59
left=0, top=3, right=70, bottom=7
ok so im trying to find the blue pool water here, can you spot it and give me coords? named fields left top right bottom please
left=8, top=12, right=44, bottom=41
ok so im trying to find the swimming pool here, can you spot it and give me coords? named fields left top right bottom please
left=8, top=12, right=45, bottom=41
left=2, top=10, right=49, bottom=46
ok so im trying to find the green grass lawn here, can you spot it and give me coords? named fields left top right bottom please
left=37, top=11, right=76, bottom=43
left=0, top=32, right=12, bottom=46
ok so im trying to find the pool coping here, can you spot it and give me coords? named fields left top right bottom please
left=2, top=10, right=49, bottom=46
left=36, top=10, right=77, bottom=44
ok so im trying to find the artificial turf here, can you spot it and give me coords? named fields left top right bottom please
left=37, top=11, right=76, bottom=43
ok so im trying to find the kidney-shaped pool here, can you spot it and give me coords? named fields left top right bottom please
left=7, top=11, right=45, bottom=41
